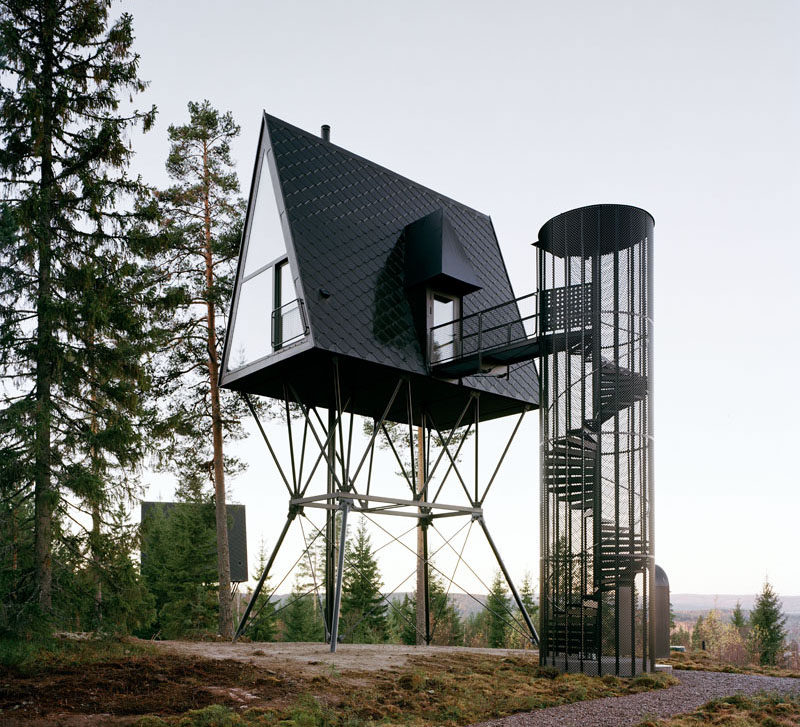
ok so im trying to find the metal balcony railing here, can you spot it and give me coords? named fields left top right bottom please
left=428, top=292, right=539, bottom=366
left=271, top=297, right=309, bottom=349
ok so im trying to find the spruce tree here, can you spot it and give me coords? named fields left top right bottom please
left=464, top=609, right=489, bottom=647
left=150, top=100, right=246, bottom=638
left=389, top=593, right=418, bottom=645
left=731, top=600, right=748, bottom=634
left=428, top=568, right=464, bottom=646
left=510, top=571, right=538, bottom=648
left=247, top=540, right=277, bottom=642
left=341, top=518, right=387, bottom=643
left=75, top=504, right=154, bottom=635
left=278, top=529, right=324, bottom=642
left=0, top=0, right=156, bottom=622
left=282, top=581, right=320, bottom=642
left=749, top=580, right=786, bottom=665
left=140, top=495, right=218, bottom=638
left=486, top=571, right=510, bottom=648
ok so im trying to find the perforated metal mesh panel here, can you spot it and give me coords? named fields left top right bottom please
left=537, top=205, right=653, bottom=675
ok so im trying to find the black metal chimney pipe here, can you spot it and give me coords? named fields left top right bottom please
left=321, top=124, right=330, bottom=142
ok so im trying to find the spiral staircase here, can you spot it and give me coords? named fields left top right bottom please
left=430, top=284, right=649, bottom=663
left=542, top=333, right=649, bottom=659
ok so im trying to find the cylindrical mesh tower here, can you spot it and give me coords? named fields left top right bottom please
left=537, top=204, right=654, bottom=676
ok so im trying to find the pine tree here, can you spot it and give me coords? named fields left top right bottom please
left=149, top=100, right=246, bottom=639
left=76, top=504, right=155, bottom=635
left=749, top=580, right=786, bottom=665
left=486, top=571, right=510, bottom=648
left=282, top=581, right=320, bottom=642
left=510, top=572, right=538, bottom=648
left=731, top=600, right=748, bottom=634
left=140, top=494, right=218, bottom=638
left=428, top=568, right=464, bottom=646
left=247, top=540, right=277, bottom=642
left=671, top=625, right=691, bottom=648
left=389, top=593, right=418, bottom=645
left=341, top=518, right=387, bottom=643
left=277, top=527, right=324, bottom=642
left=0, top=0, right=156, bottom=623
left=464, top=609, right=489, bottom=647
left=691, top=614, right=705, bottom=651
left=696, top=609, right=725, bottom=653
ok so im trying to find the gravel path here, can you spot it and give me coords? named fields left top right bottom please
left=470, top=670, right=800, bottom=727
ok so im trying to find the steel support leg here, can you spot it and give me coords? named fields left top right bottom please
left=422, top=519, right=431, bottom=645
left=325, top=408, right=336, bottom=641
left=234, top=510, right=296, bottom=642
left=478, top=517, right=539, bottom=646
left=329, top=501, right=350, bottom=652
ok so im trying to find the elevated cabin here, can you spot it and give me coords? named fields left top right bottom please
left=219, top=113, right=538, bottom=427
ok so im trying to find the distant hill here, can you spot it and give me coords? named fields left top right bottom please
left=259, top=591, right=800, bottom=618
left=263, top=592, right=492, bottom=619
left=671, top=594, right=800, bottom=614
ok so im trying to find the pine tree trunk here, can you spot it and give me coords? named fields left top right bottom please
left=416, top=426, right=426, bottom=645
left=203, top=140, right=233, bottom=638
left=89, top=344, right=102, bottom=626
left=91, top=504, right=102, bottom=624
left=34, top=1, right=57, bottom=615
left=11, top=505, right=18, bottom=600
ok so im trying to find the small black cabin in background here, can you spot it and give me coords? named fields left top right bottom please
left=140, top=501, right=248, bottom=583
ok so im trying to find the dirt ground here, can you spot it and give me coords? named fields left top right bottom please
left=0, top=640, right=541, bottom=726
left=151, top=639, right=538, bottom=673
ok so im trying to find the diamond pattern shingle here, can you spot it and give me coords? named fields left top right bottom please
left=262, top=114, right=538, bottom=408
left=221, top=113, right=538, bottom=420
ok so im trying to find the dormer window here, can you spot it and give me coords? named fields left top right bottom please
left=402, top=208, right=481, bottom=367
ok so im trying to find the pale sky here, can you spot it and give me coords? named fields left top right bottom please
left=127, top=0, right=800, bottom=598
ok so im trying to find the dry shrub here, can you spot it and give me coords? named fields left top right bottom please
left=717, top=628, right=749, bottom=667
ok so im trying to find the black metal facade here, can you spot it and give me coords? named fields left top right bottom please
left=219, top=113, right=538, bottom=429
left=537, top=205, right=654, bottom=675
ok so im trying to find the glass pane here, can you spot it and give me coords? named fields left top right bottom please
left=226, top=270, right=272, bottom=369
left=432, top=295, right=457, bottom=362
left=243, top=150, right=287, bottom=276
left=276, top=260, right=294, bottom=307
left=433, top=296, right=455, bottom=326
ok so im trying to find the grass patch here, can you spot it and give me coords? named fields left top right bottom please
left=130, top=654, right=678, bottom=727
left=2, top=643, right=679, bottom=726
left=666, top=651, right=800, bottom=679
left=636, top=692, right=800, bottom=726
left=0, top=633, right=151, bottom=672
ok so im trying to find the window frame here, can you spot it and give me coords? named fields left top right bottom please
left=272, top=257, right=291, bottom=349
left=427, top=289, right=462, bottom=364
left=221, top=117, right=312, bottom=383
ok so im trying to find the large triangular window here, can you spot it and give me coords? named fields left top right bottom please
left=224, top=141, right=306, bottom=373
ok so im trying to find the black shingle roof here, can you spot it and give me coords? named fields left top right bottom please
left=221, top=113, right=538, bottom=427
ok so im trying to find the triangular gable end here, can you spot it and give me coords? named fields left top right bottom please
left=221, top=114, right=310, bottom=382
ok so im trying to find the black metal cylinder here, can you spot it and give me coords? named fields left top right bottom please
left=537, top=204, right=654, bottom=676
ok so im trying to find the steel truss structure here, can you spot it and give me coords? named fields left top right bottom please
left=234, top=362, right=540, bottom=651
